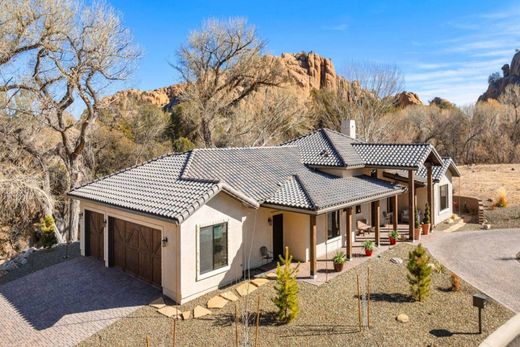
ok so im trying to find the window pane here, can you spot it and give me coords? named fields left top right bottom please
left=199, top=226, right=213, bottom=274
left=213, top=223, right=227, bottom=269
left=440, top=185, right=448, bottom=211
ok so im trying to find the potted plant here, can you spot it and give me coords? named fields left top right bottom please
left=363, top=240, right=374, bottom=256
left=422, top=203, right=431, bottom=235
left=389, top=230, right=399, bottom=245
left=332, top=251, right=346, bottom=272
left=414, top=207, right=421, bottom=241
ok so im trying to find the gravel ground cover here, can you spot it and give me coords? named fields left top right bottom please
left=78, top=243, right=513, bottom=347
left=0, top=242, right=80, bottom=285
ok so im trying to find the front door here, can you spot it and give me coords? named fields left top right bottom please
left=272, top=214, right=284, bottom=262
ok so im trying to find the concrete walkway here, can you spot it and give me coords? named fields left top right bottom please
left=423, top=228, right=520, bottom=313
left=0, top=257, right=160, bottom=347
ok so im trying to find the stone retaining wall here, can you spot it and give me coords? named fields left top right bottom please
left=453, top=195, right=485, bottom=224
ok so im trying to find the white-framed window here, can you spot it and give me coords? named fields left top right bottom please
left=440, top=184, right=449, bottom=211
left=327, top=211, right=340, bottom=240
left=198, top=222, right=228, bottom=275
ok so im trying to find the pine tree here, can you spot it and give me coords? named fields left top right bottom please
left=272, top=247, right=300, bottom=323
left=407, top=244, right=432, bottom=302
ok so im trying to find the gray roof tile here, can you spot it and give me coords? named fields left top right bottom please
left=282, top=129, right=363, bottom=167
left=352, top=143, right=441, bottom=168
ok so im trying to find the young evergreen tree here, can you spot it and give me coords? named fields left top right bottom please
left=407, top=244, right=432, bottom=302
left=423, top=203, right=431, bottom=224
left=272, top=247, right=300, bottom=323
left=39, top=215, right=57, bottom=249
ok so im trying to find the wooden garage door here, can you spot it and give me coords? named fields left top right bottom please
left=85, top=210, right=104, bottom=261
left=109, top=217, right=162, bottom=287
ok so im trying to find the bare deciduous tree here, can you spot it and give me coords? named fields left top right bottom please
left=0, top=0, right=139, bottom=240
left=173, top=18, right=286, bottom=147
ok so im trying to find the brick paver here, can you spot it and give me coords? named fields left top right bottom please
left=0, top=257, right=160, bottom=347
left=423, top=228, right=520, bottom=313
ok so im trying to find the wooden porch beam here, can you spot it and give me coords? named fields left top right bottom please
left=310, top=215, right=317, bottom=278
left=427, top=164, right=434, bottom=228
left=374, top=200, right=380, bottom=246
left=408, top=169, right=415, bottom=241
left=346, top=207, right=353, bottom=260
left=392, top=195, right=398, bottom=231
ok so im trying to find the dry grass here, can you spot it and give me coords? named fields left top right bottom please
left=454, top=164, right=520, bottom=207
left=78, top=244, right=514, bottom=347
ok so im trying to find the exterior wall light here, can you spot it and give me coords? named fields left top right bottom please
left=268, top=217, right=273, bottom=226
left=162, top=237, right=168, bottom=247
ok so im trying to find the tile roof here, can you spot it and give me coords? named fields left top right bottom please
left=70, top=128, right=455, bottom=222
left=266, top=171, right=405, bottom=211
left=69, top=154, right=224, bottom=222
left=352, top=143, right=442, bottom=169
left=386, top=157, right=461, bottom=183
left=282, top=128, right=364, bottom=168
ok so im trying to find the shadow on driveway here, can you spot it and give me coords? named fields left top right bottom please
left=0, top=256, right=160, bottom=331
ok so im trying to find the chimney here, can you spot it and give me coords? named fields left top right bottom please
left=341, top=119, right=356, bottom=139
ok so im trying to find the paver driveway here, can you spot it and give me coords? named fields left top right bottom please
left=424, top=229, right=520, bottom=313
left=0, top=257, right=161, bottom=347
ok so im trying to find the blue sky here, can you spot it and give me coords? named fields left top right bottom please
left=108, top=0, right=520, bottom=105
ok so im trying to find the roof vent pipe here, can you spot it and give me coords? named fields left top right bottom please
left=341, top=119, right=356, bottom=139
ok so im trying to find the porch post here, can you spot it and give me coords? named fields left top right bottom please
left=310, top=215, right=317, bottom=278
left=392, top=194, right=398, bottom=231
left=408, top=169, right=415, bottom=241
left=346, top=207, right=353, bottom=260
left=374, top=200, right=380, bottom=246
left=427, top=164, right=434, bottom=228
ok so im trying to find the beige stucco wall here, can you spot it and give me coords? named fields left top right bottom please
left=77, top=199, right=180, bottom=302
left=179, top=192, right=254, bottom=303
left=282, top=212, right=310, bottom=262
left=435, top=171, right=453, bottom=223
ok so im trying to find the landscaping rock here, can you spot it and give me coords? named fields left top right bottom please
left=236, top=282, right=257, bottom=297
left=396, top=313, right=409, bottom=323
left=149, top=297, right=166, bottom=309
left=181, top=311, right=191, bottom=320
left=193, top=305, right=212, bottom=318
left=207, top=295, right=228, bottom=309
left=15, top=257, right=27, bottom=265
left=220, top=291, right=239, bottom=302
left=158, top=306, right=180, bottom=318
left=251, top=278, right=269, bottom=287
left=390, top=257, right=403, bottom=264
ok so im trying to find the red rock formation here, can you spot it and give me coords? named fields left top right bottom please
left=479, top=51, right=520, bottom=102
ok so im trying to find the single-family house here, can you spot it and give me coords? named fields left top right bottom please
left=69, top=120, right=460, bottom=304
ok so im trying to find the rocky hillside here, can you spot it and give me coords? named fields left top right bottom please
left=479, top=51, right=520, bottom=102
left=102, top=52, right=365, bottom=109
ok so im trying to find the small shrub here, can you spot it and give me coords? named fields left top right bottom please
left=495, top=187, right=508, bottom=208
left=422, top=203, right=431, bottom=224
left=407, top=244, right=432, bottom=302
left=450, top=273, right=462, bottom=292
left=272, top=247, right=299, bottom=323
left=39, top=215, right=57, bottom=249
left=332, top=251, right=346, bottom=265
left=389, top=229, right=399, bottom=240
left=363, top=240, right=374, bottom=250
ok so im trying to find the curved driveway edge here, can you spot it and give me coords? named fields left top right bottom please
left=423, top=229, right=520, bottom=313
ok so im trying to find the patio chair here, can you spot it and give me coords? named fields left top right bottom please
left=356, top=219, right=373, bottom=236
left=260, top=246, right=273, bottom=264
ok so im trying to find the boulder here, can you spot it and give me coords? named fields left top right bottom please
left=220, top=291, right=239, bottom=302
left=251, top=278, right=269, bottom=287
left=393, top=91, right=423, bottom=108
left=193, top=305, right=212, bottom=318
left=396, top=313, right=409, bottom=323
left=389, top=257, right=403, bottom=264
left=207, top=295, right=229, bottom=309
left=236, top=282, right=257, bottom=297
left=181, top=311, right=191, bottom=320
left=157, top=306, right=180, bottom=318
